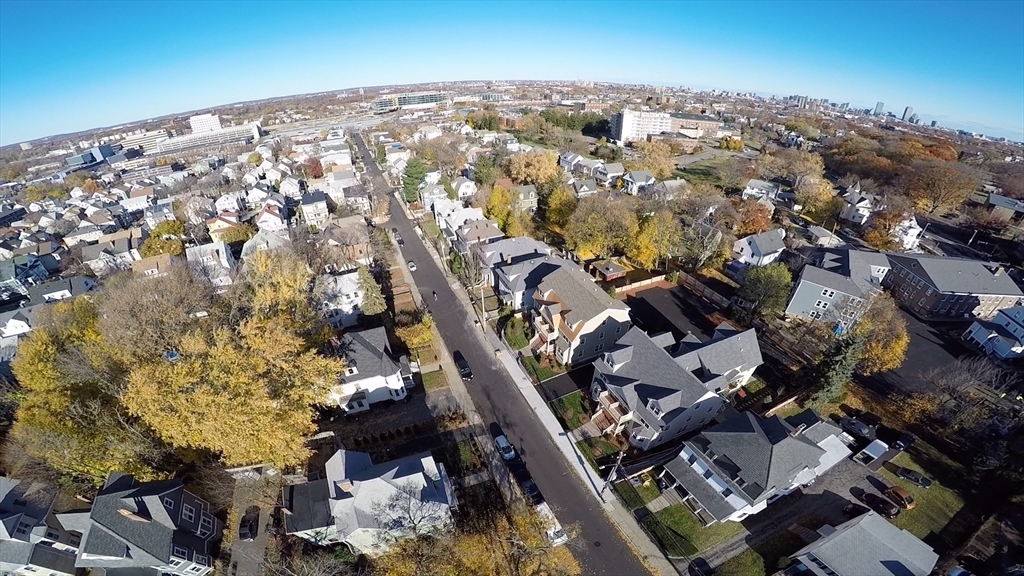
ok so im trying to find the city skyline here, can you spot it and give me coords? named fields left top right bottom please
left=1, top=0, right=1022, bottom=145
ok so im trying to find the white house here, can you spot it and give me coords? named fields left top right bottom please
left=327, top=327, right=412, bottom=413
left=144, top=203, right=176, bottom=229
left=300, top=191, right=330, bottom=230
left=185, top=242, right=236, bottom=289
left=281, top=450, right=455, bottom=557
left=450, top=177, right=477, bottom=200
left=279, top=177, right=303, bottom=199
left=423, top=169, right=442, bottom=186
left=789, top=512, right=938, bottom=576
left=964, top=305, right=1024, bottom=359
left=622, top=170, right=655, bottom=195
left=891, top=214, right=924, bottom=251
left=741, top=179, right=783, bottom=203
left=559, top=151, right=583, bottom=173
left=595, top=162, right=624, bottom=187
left=318, top=270, right=363, bottom=328
left=732, top=229, right=786, bottom=267
left=839, top=183, right=881, bottom=225
left=215, top=192, right=245, bottom=214
left=254, top=204, right=287, bottom=232
left=419, top=184, right=448, bottom=211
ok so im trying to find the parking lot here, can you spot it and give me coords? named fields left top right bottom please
left=865, top=309, right=973, bottom=395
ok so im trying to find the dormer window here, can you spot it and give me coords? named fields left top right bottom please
left=163, top=497, right=175, bottom=509
left=648, top=401, right=661, bottom=417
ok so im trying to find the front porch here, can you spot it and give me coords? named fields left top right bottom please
left=590, top=390, right=632, bottom=437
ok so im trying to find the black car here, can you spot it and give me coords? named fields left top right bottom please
left=894, top=466, right=932, bottom=488
left=858, top=411, right=882, bottom=428
left=892, top=432, right=915, bottom=451
left=520, top=478, right=544, bottom=505
left=843, top=502, right=870, bottom=518
left=840, top=417, right=874, bottom=439
left=238, top=506, right=260, bottom=541
left=861, top=492, right=900, bottom=519
left=453, top=350, right=473, bottom=380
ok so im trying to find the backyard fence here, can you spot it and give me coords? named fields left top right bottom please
left=675, top=270, right=732, bottom=309
left=613, top=274, right=667, bottom=294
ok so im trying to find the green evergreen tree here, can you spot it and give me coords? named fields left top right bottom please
left=357, top=266, right=386, bottom=316
left=402, top=158, right=426, bottom=203
left=808, top=335, right=865, bottom=407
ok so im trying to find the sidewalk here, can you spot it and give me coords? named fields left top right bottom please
left=399, top=197, right=679, bottom=576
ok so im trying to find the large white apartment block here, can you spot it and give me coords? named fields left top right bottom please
left=611, top=109, right=673, bottom=143
left=189, top=114, right=223, bottom=133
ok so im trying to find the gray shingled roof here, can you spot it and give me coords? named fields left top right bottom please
left=457, top=219, right=503, bottom=244
left=793, top=512, right=938, bottom=576
left=800, top=249, right=889, bottom=298
left=602, top=163, right=624, bottom=175
left=536, top=267, right=626, bottom=326
left=29, top=541, right=78, bottom=574
left=475, top=236, right=550, bottom=268
left=744, top=229, right=786, bottom=256
left=495, top=254, right=576, bottom=294
left=339, top=327, right=401, bottom=383
left=988, top=193, right=1024, bottom=212
left=672, top=324, right=764, bottom=387
left=627, top=170, right=654, bottom=183
left=664, top=455, right=737, bottom=521
left=886, top=253, right=1023, bottom=296
left=282, top=479, right=333, bottom=534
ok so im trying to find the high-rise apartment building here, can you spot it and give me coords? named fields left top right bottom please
left=902, top=106, right=914, bottom=121
left=874, top=102, right=885, bottom=116
left=610, top=109, right=673, bottom=142
left=930, top=120, right=939, bottom=127
left=189, top=114, right=223, bottom=133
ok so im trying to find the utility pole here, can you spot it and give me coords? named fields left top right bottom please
left=599, top=450, right=626, bottom=499
left=968, top=229, right=979, bottom=245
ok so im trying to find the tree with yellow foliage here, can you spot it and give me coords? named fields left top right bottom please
left=139, top=220, right=185, bottom=258
left=852, top=294, right=909, bottom=375
left=507, top=150, right=560, bottom=187
left=626, top=140, right=675, bottom=180
left=544, top=185, right=577, bottom=229
left=627, top=209, right=680, bottom=270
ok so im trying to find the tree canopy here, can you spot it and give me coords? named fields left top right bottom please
left=738, top=263, right=792, bottom=318
left=507, top=151, right=560, bottom=187
left=139, top=220, right=185, bottom=258
left=402, top=158, right=427, bottom=203
left=852, top=294, right=909, bottom=375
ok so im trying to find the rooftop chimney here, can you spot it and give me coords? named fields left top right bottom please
left=994, top=266, right=1004, bottom=277
left=337, top=479, right=353, bottom=493
left=790, top=424, right=807, bottom=437
left=117, top=508, right=151, bottom=523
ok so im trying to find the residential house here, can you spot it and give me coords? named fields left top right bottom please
left=785, top=249, right=890, bottom=328
left=732, top=229, right=786, bottom=267
left=984, top=193, right=1024, bottom=224
left=144, top=203, right=176, bottom=229
left=181, top=196, right=215, bottom=226
left=185, top=242, right=236, bottom=289
left=119, top=186, right=153, bottom=212
left=623, top=170, right=656, bottom=195
left=559, top=151, right=583, bottom=173
left=884, top=253, right=1023, bottom=320
left=326, top=169, right=359, bottom=195
left=572, top=179, right=599, bottom=199
left=596, top=162, right=625, bottom=188
left=423, top=169, right=442, bottom=186
left=318, top=269, right=363, bottom=327
left=839, top=186, right=882, bottom=225
left=279, top=176, right=303, bottom=199
left=0, top=254, right=50, bottom=299
left=455, top=219, right=504, bottom=254
left=82, top=229, right=146, bottom=275
left=658, top=409, right=849, bottom=525
left=590, top=323, right=764, bottom=451
left=0, top=276, right=96, bottom=338
left=495, top=254, right=576, bottom=310
left=0, top=477, right=79, bottom=576
left=215, top=191, right=245, bottom=214
left=322, top=216, right=372, bottom=270
left=473, top=236, right=553, bottom=288
left=420, top=184, right=448, bottom=211
left=56, top=473, right=221, bottom=576
left=807, top=226, right=842, bottom=248
left=964, top=305, right=1024, bottom=359
left=741, top=179, right=783, bottom=203
left=281, top=450, right=455, bottom=556
left=62, top=224, right=105, bottom=247
left=240, top=229, right=291, bottom=260
left=245, top=184, right=273, bottom=209
left=574, top=158, right=604, bottom=178
left=890, top=214, right=924, bottom=251
left=440, top=206, right=485, bottom=238
left=341, top=185, right=371, bottom=215
left=206, top=213, right=241, bottom=243
left=254, top=204, right=288, bottom=233
left=327, top=327, right=412, bottom=413
left=647, top=179, right=690, bottom=203
left=450, top=176, right=477, bottom=200
left=300, top=191, right=330, bottom=230
left=513, top=185, right=539, bottom=213
left=787, top=512, right=938, bottom=576
left=529, top=267, right=631, bottom=366
left=0, top=206, right=27, bottom=227
left=133, top=254, right=177, bottom=279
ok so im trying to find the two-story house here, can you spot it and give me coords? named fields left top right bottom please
left=56, top=473, right=221, bottom=576
left=0, top=276, right=96, bottom=338
left=185, top=242, right=236, bottom=289
left=590, top=323, right=763, bottom=450
left=559, top=151, right=583, bottom=173
left=657, top=410, right=849, bottom=525
left=884, top=254, right=1023, bottom=320
left=419, top=184, right=448, bottom=211
left=450, top=177, right=477, bottom=200
left=574, top=158, right=604, bottom=179
left=964, top=305, right=1024, bottom=359
left=1, top=477, right=80, bottom=576
left=529, top=268, right=631, bottom=366
left=595, top=162, right=625, bottom=188
left=741, top=179, right=783, bottom=203
left=318, top=269, right=363, bottom=328
left=732, top=229, right=786, bottom=267
left=0, top=254, right=50, bottom=299
left=281, top=449, right=455, bottom=556
left=513, top=185, right=539, bottom=213
left=327, top=327, right=412, bottom=413
left=473, top=236, right=552, bottom=288
left=454, top=219, right=504, bottom=255
left=839, top=185, right=882, bottom=225
left=785, top=249, right=890, bottom=329
left=322, top=216, right=372, bottom=270
left=495, top=255, right=576, bottom=310
left=572, top=179, right=598, bottom=199
left=622, top=170, right=656, bottom=195
left=300, top=191, right=330, bottom=230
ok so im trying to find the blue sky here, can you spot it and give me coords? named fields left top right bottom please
left=1, top=0, right=1022, bottom=145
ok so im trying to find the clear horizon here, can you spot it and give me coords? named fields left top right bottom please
left=1, top=0, right=1022, bottom=146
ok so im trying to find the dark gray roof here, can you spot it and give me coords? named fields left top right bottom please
left=672, top=324, right=764, bottom=387
left=29, top=541, right=79, bottom=574
left=988, top=193, right=1024, bottom=212
left=573, top=179, right=598, bottom=194
left=744, top=229, right=786, bottom=256
left=495, top=254, right=576, bottom=294
left=301, top=191, right=327, bottom=205
left=626, top=170, right=654, bottom=183
left=282, top=479, right=333, bottom=534
left=457, top=219, right=503, bottom=243
left=339, top=327, right=401, bottom=382
left=694, top=412, right=824, bottom=503
left=536, top=267, right=626, bottom=325
left=793, top=512, right=938, bottom=576
left=785, top=409, right=843, bottom=445
left=475, top=236, right=550, bottom=268
left=602, top=162, right=624, bottom=174
left=886, top=253, right=1023, bottom=297
left=800, top=249, right=889, bottom=298
left=664, top=453, right=737, bottom=521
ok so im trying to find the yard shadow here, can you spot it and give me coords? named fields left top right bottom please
left=865, top=475, right=889, bottom=493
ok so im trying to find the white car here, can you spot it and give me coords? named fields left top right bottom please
left=407, top=260, right=417, bottom=272
left=535, top=502, right=568, bottom=547
left=494, top=435, right=516, bottom=461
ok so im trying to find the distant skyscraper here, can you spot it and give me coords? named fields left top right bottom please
left=840, top=102, right=850, bottom=110
left=874, top=102, right=885, bottom=116
left=909, top=113, right=920, bottom=124
left=189, top=114, right=222, bottom=133
left=902, top=106, right=914, bottom=121
left=930, top=120, right=939, bottom=127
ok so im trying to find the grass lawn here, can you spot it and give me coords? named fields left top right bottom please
left=550, top=390, right=589, bottom=431
left=640, top=514, right=698, bottom=558
left=678, top=155, right=732, bottom=187
left=749, top=529, right=807, bottom=573
left=521, top=354, right=565, bottom=383
left=613, top=478, right=661, bottom=511
left=574, top=436, right=619, bottom=470
left=714, top=549, right=765, bottom=576
left=655, top=504, right=745, bottom=553
left=878, top=451, right=965, bottom=540
left=503, top=317, right=531, bottom=349
left=421, top=219, right=442, bottom=240
left=421, top=370, right=448, bottom=392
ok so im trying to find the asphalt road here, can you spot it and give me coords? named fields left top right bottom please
left=354, top=135, right=650, bottom=576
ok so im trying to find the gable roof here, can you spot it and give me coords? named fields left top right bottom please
left=456, top=219, right=503, bottom=244
left=495, top=254, right=576, bottom=294
left=800, top=249, right=890, bottom=298
left=339, top=327, right=401, bottom=382
left=626, top=170, right=654, bottom=183
left=602, top=162, right=624, bottom=175
left=474, top=236, right=551, bottom=269
left=743, top=229, right=786, bottom=255
left=536, top=267, right=627, bottom=325
left=793, top=512, right=938, bottom=576
left=672, top=323, right=764, bottom=381
left=885, top=253, right=1023, bottom=297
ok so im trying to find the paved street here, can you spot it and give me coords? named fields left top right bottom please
left=354, top=134, right=651, bottom=575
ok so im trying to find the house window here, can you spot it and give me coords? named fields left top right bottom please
left=722, top=488, right=733, bottom=497
left=702, top=469, right=714, bottom=479
left=918, top=298, right=927, bottom=307
left=580, top=337, right=586, bottom=344
left=599, top=332, right=605, bottom=340
left=145, top=268, right=158, bottom=276
left=164, top=497, right=175, bottom=509
left=182, top=504, right=195, bottom=523
left=46, top=529, right=61, bottom=540
left=187, top=566, right=205, bottom=574
left=172, top=545, right=188, bottom=559
left=649, top=403, right=661, bottom=416
left=814, top=300, right=829, bottom=310
left=595, top=344, right=604, bottom=352
left=169, top=558, right=184, bottom=568
left=194, top=554, right=209, bottom=567
left=808, top=310, right=822, bottom=320
left=925, top=288, right=933, bottom=297
left=199, top=516, right=213, bottom=537
left=615, top=326, right=621, bottom=334
left=821, top=288, right=835, bottom=298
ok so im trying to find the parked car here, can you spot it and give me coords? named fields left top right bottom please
left=495, top=435, right=517, bottom=461
left=453, top=351, right=473, bottom=380
left=893, top=466, right=932, bottom=488
left=238, top=506, right=260, bottom=541
left=407, top=260, right=416, bottom=271
left=840, top=417, right=874, bottom=439
left=858, top=411, right=882, bottom=428
left=519, top=478, right=543, bottom=505
left=892, top=432, right=915, bottom=451
left=843, top=502, right=870, bottom=518
left=861, top=492, right=900, bottom=518
left=396, top=234, right=405, bottom=246
left=884, top=485, right=917, bottom=510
